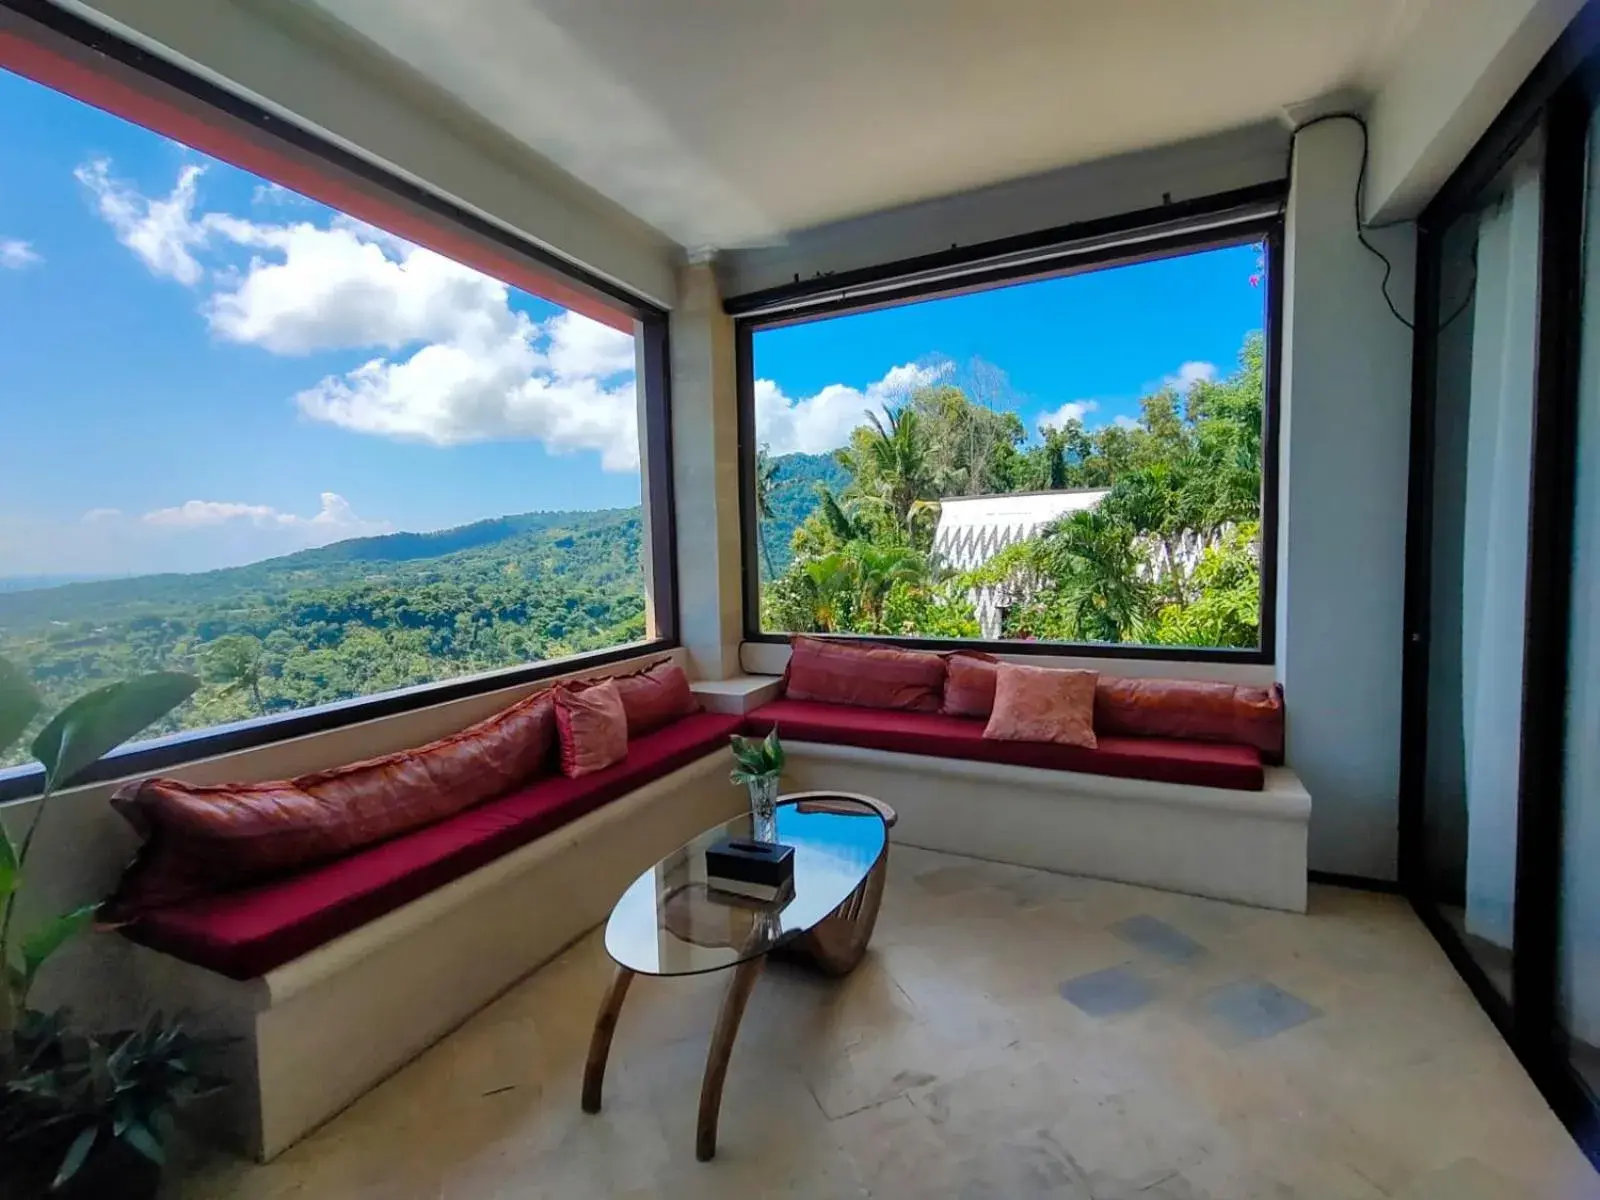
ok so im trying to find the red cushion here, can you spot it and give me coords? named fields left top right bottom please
left=554, top=678, right=629, bottom=777
left=743, top=698, right=1264, bottom=791
left=123, top=713, right=743, bottom=979
left=613, top=659, right=700, bottom=737
left=784, top=635, right=945, bottom=712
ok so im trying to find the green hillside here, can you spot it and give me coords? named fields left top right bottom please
left=0, top=507, right=647, bottom=768
left=757, top=451, right=850, bottom=578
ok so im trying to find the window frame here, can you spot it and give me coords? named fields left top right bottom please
left=731, top=189, right=1286, bottom=665
left=0, top=2, right=679, bottom=802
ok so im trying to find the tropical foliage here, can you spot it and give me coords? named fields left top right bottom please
left=0, top=509, right=646, bottom=769
left=759, top=331, right=1267, bottom=648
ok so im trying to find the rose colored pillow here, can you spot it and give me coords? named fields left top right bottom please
left=105, top=689, right=557, bottom=915
left=983, top=662, right=1098, bottom=749
left=555, top=678, right=629, bottom=777
left=613, top=659, right=699, bottom=737
left=784, top=635, right=945, bottom=712
left=1095, top=677, right=1286, bottom=763
left=942, top=651, right=999, bottom=718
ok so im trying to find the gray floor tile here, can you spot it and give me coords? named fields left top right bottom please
left=1110, top=915, right=1206, bottom=964
left=1200, top=979, right=1321, bottom=1043
left=1058, top=965, right=1157, bottom=1017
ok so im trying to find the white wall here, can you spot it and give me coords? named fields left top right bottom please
left=1365, top=0, right=1584, bottom=221
left=1278, top=119, right=1416, bottom=880
left=717, top=122, right=1287, bottom=299
left=68, top=0, right=678, bottom=306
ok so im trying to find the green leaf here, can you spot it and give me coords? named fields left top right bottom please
left=0, top=826, right=17, bottom=899
left=31, top=673, right=199, bottom=791
left=0, top=656, right=41, bottom=759
left=53, top=1125, right=98, bottom=1190
left=21, top=903, right=98, bottom=989
left=121, top=1118, right=165, bottom=1166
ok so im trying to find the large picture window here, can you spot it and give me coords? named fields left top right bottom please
left=738, top=221, right=1279, bottom=659
left=0, top=24, right=673, bottom=787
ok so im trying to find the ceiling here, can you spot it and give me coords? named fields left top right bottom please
left=297, top=0, right=1431, bottom=250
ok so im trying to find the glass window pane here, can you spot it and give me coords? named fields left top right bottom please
left=0, top=66, right=651, bottom=769
left=750, top=242, right=1270, bottom=650
left=1561, top=100, right=1600, bottom=1092
left=1421, top=132, right=1545, bottom=999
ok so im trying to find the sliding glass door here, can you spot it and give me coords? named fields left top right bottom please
left=1405, top=6, right=1600, bottom=1165
left=1418, top=135, right=1545, bottom=1000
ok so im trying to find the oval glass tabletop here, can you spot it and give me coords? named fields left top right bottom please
left=604, top=797, right=888, bottom=977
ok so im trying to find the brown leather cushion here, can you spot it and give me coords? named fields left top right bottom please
left=107, top=689, right=557, bottom=913
left=612, top=659, right=700, bottom=737
left=783, top=635, right=945, bottom=712
left=1094, top=678, right=1285, bottom=763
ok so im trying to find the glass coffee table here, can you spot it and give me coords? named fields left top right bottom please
left=580, top=791, right=895, bottom=1160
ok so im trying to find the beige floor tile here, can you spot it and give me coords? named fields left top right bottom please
left=179, top=850, right=1596, bottom=1200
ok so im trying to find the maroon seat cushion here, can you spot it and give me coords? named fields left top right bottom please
left=124, top=713, right=742, bottom=979
left=743, top=698, right=1264, bottom=791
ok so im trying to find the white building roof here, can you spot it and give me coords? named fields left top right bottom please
left=933, top=489, right=1109, bottom=571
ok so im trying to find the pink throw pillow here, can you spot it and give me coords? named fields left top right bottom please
left=613, top=659, right=700, bottom=736
left=983, top=662, right=1098, bottom=749
left=555, top=679, right=629, bottom=777
left=942, top=652, right=999, bottom=718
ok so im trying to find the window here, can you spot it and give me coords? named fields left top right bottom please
left=738, top=213, right=1279, bottom=659
left=0, top=19, right=673, bottom=789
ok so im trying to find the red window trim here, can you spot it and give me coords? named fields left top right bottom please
left=0, top=22, right=637, bottom=332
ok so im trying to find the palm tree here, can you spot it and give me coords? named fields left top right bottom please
left=841, top=405, right=939, bottom=545
left=845, top=541, right=926, bottom=631
left=201, top=634, right=268, bottom=716
left=754, top=446, right=780, bottom=578
left=1029, top=510, right=1152, bottom=643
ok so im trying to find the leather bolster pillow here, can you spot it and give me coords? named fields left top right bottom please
left=1094, top=678, right=1285, bottom=763
left=104, top=689, right=557, bottom=915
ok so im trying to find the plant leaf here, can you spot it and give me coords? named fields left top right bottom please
left=0, top=656, right=41, bottom=759
left=31, top=673, right=199, bottom=790
left=0, top=826, right=17, bottom=899
left=53, top=1125, right=99, bottom=1190
left=21, top=903, right=98, bottom=989
left=121, top=1118, right=165, bottom=1166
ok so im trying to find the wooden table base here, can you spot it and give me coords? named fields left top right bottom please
left=582, top=794, right=895, bottom=1161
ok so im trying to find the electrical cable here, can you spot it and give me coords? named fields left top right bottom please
left=1284, top=111, right=1476, bottom=334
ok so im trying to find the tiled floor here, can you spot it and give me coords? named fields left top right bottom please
left=182, top=848, right=1599, bottom=1199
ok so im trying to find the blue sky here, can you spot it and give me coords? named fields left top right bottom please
left=0, top=66, right=1262, bottom=579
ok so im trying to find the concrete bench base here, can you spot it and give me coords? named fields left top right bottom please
left=130, top=749, right=741, bottom=1162
left=780, top=741, right=1310, bottom=912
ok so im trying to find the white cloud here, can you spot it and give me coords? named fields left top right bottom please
left=75, top=160, right=210, bottom=285
left=1164, top=361, right=1218, bottom=393
left=1037, top=400, right=1098, bottom=432
left=4, top=495, right=390, bottom=577
left=754, top=361, right=948, bottom=456
left=0, top=239, right=40, bottom=269
left=1112, top=415, right=1141, bottom=431
left=141, top=491, right=386, bottom=535
left=76, top=160, right=645, bottom=472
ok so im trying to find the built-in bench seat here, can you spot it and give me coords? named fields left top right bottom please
left=742, top=698, right=1266, bottom=791
left=129, top=713, right=743, bottom=980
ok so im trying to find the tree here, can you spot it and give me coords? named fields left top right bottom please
left=200, top=634, right=268, bottom=716
left=754, top=445, right=780, bottom=579
left=839, top=404, right=940, bottom=546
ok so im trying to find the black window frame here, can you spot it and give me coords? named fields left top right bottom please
left=0, top=1, right=679, bottom=803
left=730, top=185, right=1286, bottom=665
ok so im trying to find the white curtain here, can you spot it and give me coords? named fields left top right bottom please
left=1461, top=166, right=1541, bottom=950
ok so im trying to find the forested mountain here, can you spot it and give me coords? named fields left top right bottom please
left=0, top=508, right=647, bottom=768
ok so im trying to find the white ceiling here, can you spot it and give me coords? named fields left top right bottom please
left=299, top=0, right=1430, bottom=250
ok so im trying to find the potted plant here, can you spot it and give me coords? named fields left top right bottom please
left=0, top=656, right=218, bottom=1195
left=729, top=727, right=785, bottom=842
left=3, top=1009, right=230, bottom=1197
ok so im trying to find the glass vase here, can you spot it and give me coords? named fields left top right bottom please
left=746, top=774, right=780, bottom=843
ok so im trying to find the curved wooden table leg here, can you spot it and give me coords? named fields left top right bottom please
left=696, top=955, right=765, bottom=1161
left=582, top=965, right=635, bottom=1114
